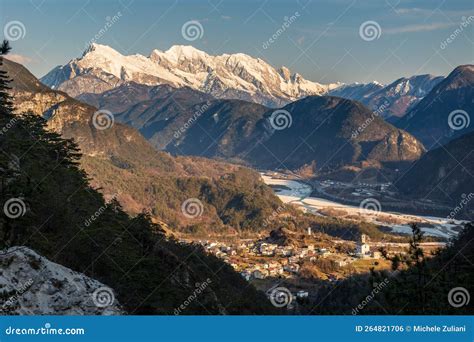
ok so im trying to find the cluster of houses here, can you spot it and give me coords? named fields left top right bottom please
left=197, top=234, right=382, bottom=283
left=199, top=240, right=353, bottom=281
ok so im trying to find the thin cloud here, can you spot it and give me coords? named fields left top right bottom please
left=395, top=7, right=473, bottom=17
left=384, top=22, right=456, bottom=34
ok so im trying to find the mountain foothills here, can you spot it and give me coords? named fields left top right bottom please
left=243, top=96, right=424, bottom=171
left=12, top=42, right=474, bottom=215
left=396, top=131, right=474, bottom=204
left=0, top=42, right=277, bottom=314
left=41, top=43, right=340, bottom=108
left=79, top=83, right=215, bottom=150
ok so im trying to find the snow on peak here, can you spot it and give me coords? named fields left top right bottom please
left=44, top=44, right=340, bottom=107
left=165, top=45, right=207, bottom=59
left=82, top=43, right=121, bottom=57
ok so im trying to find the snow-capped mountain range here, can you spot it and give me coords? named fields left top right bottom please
left=41, top=43, right=340, bottom=107
left=328, top=74, right=444, bottom=119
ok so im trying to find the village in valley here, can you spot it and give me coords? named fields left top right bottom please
left=177, top=171, right=456, bottom=307
left=201, top=233, right=383, bottom=277
left=185, top=232, right=396, bottom=305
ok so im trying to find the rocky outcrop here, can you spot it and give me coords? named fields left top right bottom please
left=0, top=247, right=122, bottom=315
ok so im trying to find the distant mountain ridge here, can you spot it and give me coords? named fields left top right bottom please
left=396, top=65, right=474, bottom=148
left=41, top=43, right=340, bottom=107
left=328, top=74, right=444, bottom=119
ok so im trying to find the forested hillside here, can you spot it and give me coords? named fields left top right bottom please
left=0, top=41, right=276, bottom=314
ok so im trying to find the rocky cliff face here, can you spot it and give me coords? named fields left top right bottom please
left=41, top=43, right=340, bottom=107
left=0, top=247, right=122, bottom=315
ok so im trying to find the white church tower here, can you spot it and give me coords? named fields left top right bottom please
left=356, top=234, right=370, bottom=257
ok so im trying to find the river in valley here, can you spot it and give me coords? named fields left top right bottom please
left=261, top=173, right=464, bottom=240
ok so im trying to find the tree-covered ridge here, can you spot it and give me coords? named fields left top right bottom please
left=0, top=41, right=275, bottom=314
left=81, top=156, right=283, bottom=234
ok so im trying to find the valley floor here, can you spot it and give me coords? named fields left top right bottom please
left=261, top=172, right=465, bottom=240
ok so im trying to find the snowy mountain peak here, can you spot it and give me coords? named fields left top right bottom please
left=278, top=66, right=291, bottom=81
left=82, top=42, right=121, bottom=57
left=42, top=44, right=341, bottom=107
left=165, top=45, right=208, bottom=59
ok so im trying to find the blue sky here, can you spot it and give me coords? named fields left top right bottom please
left=1, top=0, right=473, bottom=84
